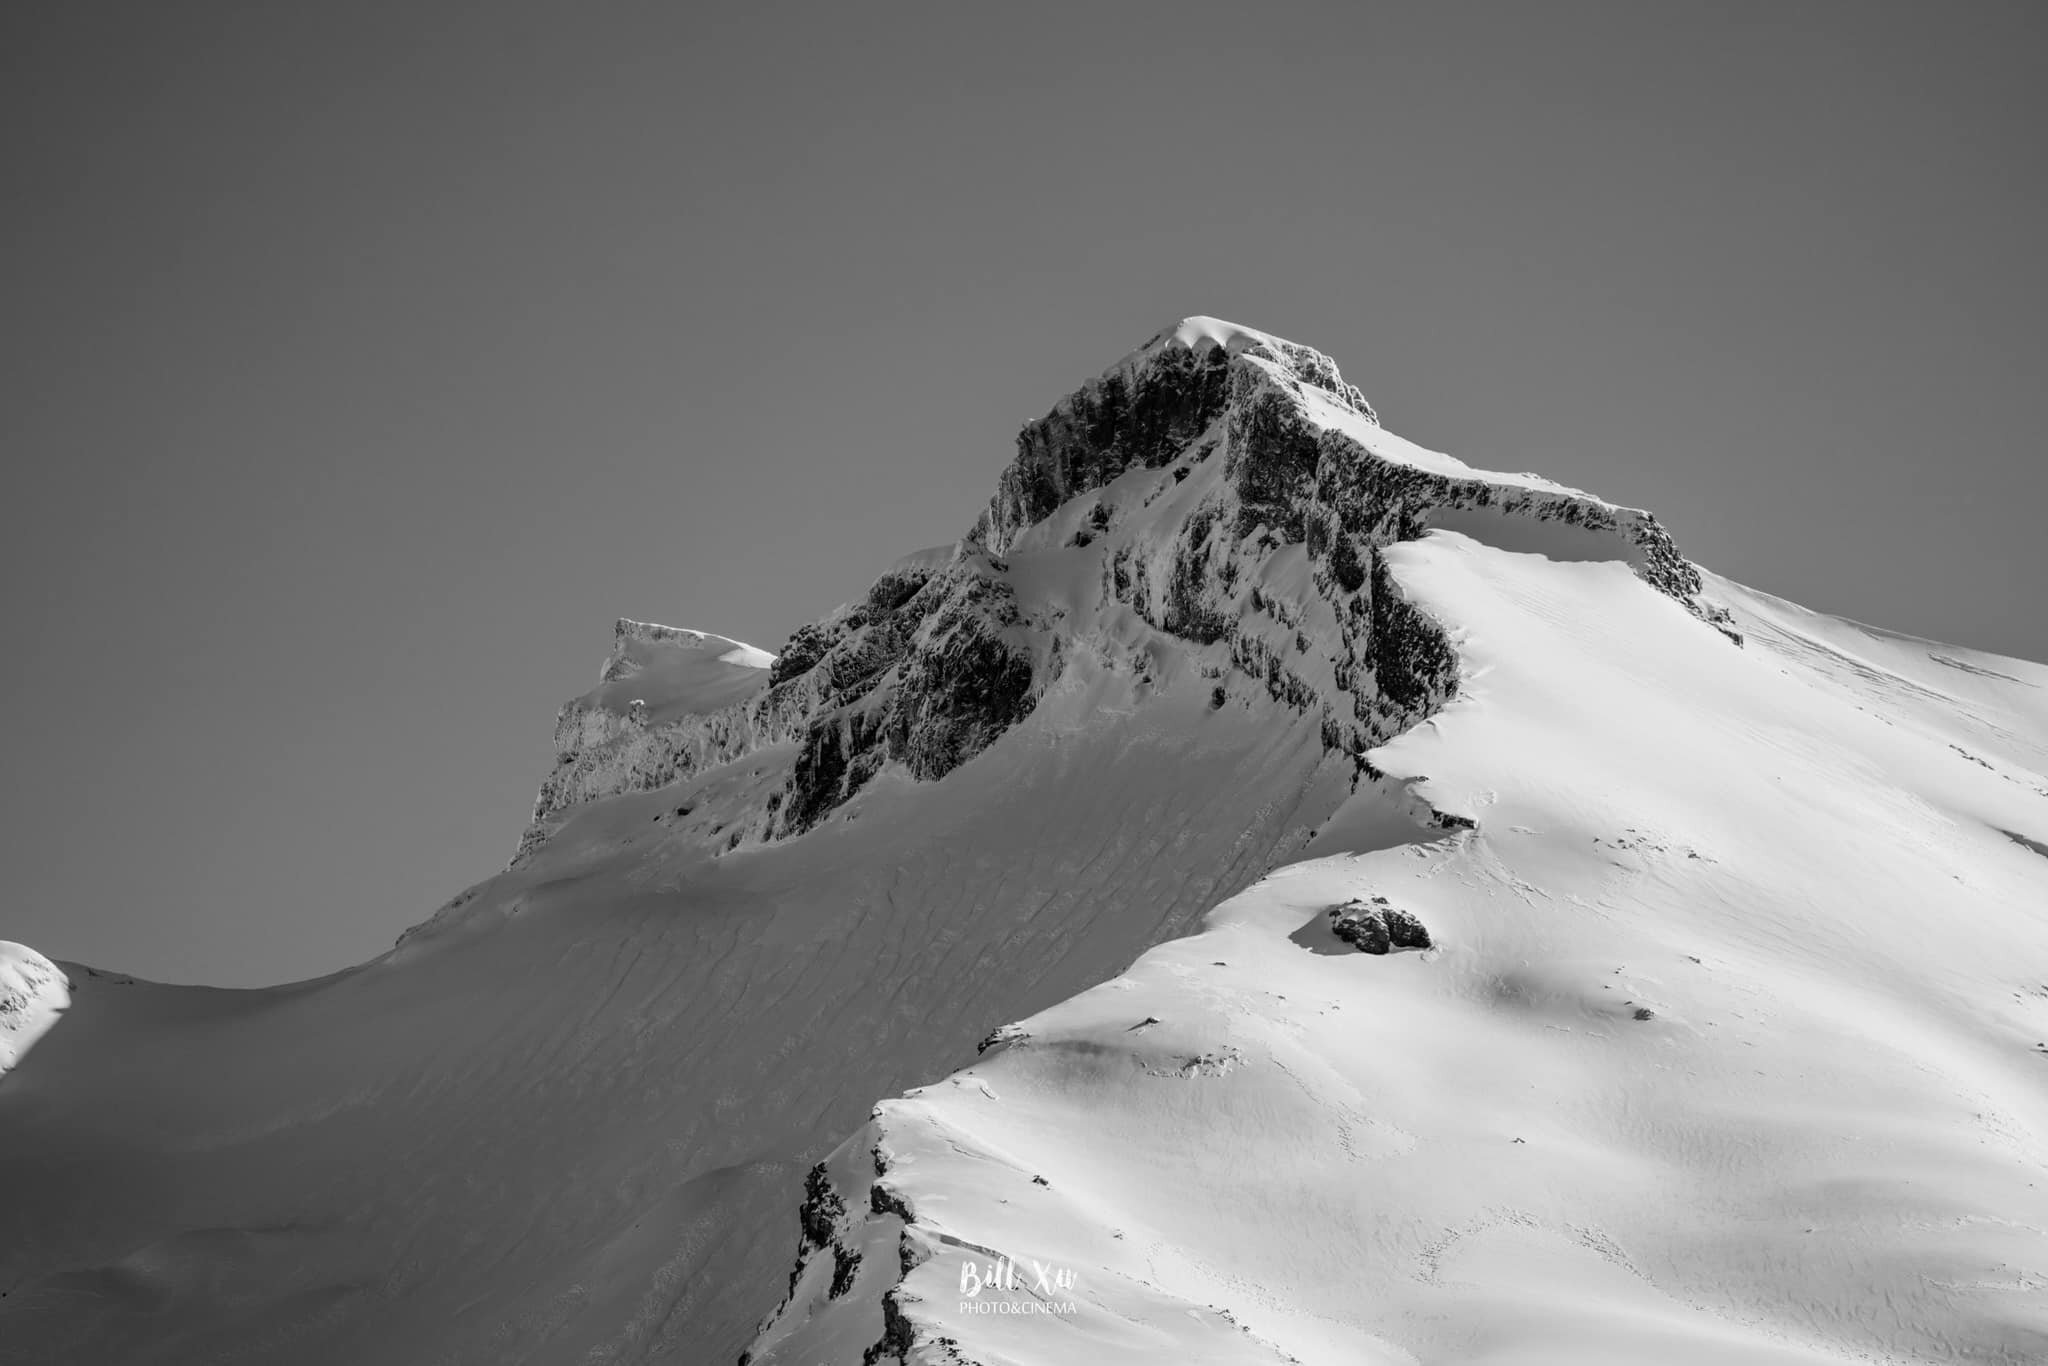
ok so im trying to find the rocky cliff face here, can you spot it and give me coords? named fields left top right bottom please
left=518, top=316, right=1732, bottom=873
left=976, top=321, right=1375, bottom=556
left=513, top=546, right=1056, bottom=862
left=756, top=547, right=1049, bottom=840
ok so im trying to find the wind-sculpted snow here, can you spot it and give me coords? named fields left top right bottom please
left=0, top=942, right=67, bottom=1077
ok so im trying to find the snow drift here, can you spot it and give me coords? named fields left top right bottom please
left=3, top=319, right=2045, bottom=1366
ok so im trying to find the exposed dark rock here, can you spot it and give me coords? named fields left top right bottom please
left=884, top=600, right=1037, bottom=781
left=985, top=341, right=1234, bottom=551
left=1228, top=628, right=1317, bottom=713
left=798, top=1162, right=844, bottom=1250
left=1326, top=534, right=1367, bottom=594
left=1368, top=550, right=1459, bottom=717
left=764, top=559, right=1047, bottom=838
left=1161, top=505, right=1233, bottom=643
left=769, top=622, right=834, bottom=688
left=976, top=1024, right=1027, bottom=1055
left=861, top=1293, right=916, bottom=1366
left=829, top=1245, right=862, bottom=1298
left=782, top=1161, right=852, bottom=1302
left=870, top=1182, right=913, bottom=1224
left=866, top=567, right=933, bottom=614
left=1328, top=897, right=1433, bottom=954
left=1229, top=383, right=1321, bottom=540
left=777, top=712, right=879, bottom=836
left=2005, top=828, right=2048, bottom=861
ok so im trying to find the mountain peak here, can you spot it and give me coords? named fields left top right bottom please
left=512, top=321, right=1735, bottom=866
left=976, top=316, right=1377, bottom=556
left=1141, top=314, right=1270, bottom=352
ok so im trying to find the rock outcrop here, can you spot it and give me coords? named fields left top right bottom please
left=758, top=546, right=1050, bottom=840
left=1328, top=896, right=1433, bottom=954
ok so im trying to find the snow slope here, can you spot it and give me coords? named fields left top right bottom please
left=753, top=516, right=2048, bottom=1361
left=0, top=695, right=1352, bottom=1363
left=5, top=319, right=2044, bottom=1366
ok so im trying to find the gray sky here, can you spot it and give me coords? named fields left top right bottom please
left=4, top=1, right=2043, bottom=985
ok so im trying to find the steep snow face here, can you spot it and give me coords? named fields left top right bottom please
left=0, top=943, right=67, bottom=1076
left=751, top=539, right=2048, bottom=1363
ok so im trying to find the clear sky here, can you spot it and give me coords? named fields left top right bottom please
left=4, top=1, right=2043, bottom=985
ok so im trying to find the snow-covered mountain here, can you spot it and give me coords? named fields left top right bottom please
left=4, top=319, right=2046, bottom=1366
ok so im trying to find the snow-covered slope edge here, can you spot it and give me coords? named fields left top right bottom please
left=748, top=342, right=2048, bottom=1361
left=0, top=944, right=68, bottom=1077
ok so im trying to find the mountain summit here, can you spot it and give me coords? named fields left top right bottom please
left=518, top=316, right=1729, bottom=868
left=4, top=321, right=2046, bottom=1366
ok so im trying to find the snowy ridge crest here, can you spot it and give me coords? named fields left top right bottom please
left=600, top=619, right=775, bottom=676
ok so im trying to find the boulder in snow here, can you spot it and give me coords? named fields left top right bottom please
left=1327, top=897, right=1432, bottom=954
